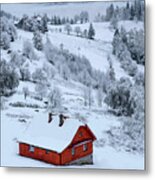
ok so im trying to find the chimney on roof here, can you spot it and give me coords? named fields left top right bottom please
left=59, top=114, right=69, bottom=127
left=48, top=113, right=52, bottom=123
left=59, top=114, right=64, bottom=127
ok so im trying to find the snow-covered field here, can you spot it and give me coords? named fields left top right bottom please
left=1, top=2, right=145, bottom=169
left=1, top=81, right=144, bottom=169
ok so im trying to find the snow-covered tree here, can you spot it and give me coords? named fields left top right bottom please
left=35, top=82, right=47, bottom=100
left=80, top=11, right=89, bottom=23
left=20, top=65, right=31, bottom=81
left=83, top=29, right=88, bottom=38
left=47, top=87, right=62, bottom=113
left=23, top=40, right=36, bottom=60
left=74, top=14, right=80, bottom=24
left=10, top=51, right=23, bottom=68
left=104, top=77, right=135, bottom=116
left=0, top=16, right=17, bottom=43
left=0, top=32, right=10, bottom=50
left=112, top=29, right=121, bottom=55
left=64, top=23, right=72, bottom=35
left=134, top=71, right=144, bottom=86
left=74, top=26, right=81, bottom=36
left=105, top=4, right=114, bottom=21
left=41, top=14, right=48, bottom=33
left=106, top=55, right=116, bottom=82
left=0, top=59, right=19, bottom=96
left=110, top=14, right=118, bottom=29
left=33, top=30, right=43, bottom=51
left=23, top=87, right=29, bottom=100
left=32, top=68, right=47, bottom=84
left=44, top=36, right=59, bottom=65
left=127, top=29, right=145, bottom=65
left=83, top=85, right=93, bottom=109
left=42, top=62, right=56, bottom=80
left=88, top=23, right=95, bottom=40
left=96, top=87, right=103, bottom=107
left=60, top=64, right=70, bottom=80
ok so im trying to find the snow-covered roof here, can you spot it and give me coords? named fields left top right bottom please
left=18, top=113, right=84, bottom=153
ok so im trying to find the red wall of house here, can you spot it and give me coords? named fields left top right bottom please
left=19, top=125, right=95, bottom=165
left=61, top=141, right=93, bottom=165
left=19, top=143, right=60, bottom=165
left=71, top=126, right=93, bottom=145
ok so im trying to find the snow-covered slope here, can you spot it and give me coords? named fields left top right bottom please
left=1, top=4, right=144, bottom=169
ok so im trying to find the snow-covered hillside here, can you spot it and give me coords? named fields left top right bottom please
left=1, top=1, right=145, bottom=169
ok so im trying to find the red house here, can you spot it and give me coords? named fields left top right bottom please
left=18, top=114, right=96, bottom=165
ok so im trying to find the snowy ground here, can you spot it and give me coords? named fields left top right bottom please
left=1, top=80, right=144, bottom=169
left=1, top=3, right=144, bottom=169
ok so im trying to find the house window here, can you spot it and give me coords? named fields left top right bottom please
left=29, top=145, right=34, bottom=152
left=45, top=150, right=50, bottom=154
left=79, top=132, right=83, bottom=137
left=71, top=147, right=75, bottom=156
left=83, top=144, right=88, bottom=151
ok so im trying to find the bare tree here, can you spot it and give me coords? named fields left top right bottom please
left=74, top=26, right=81, bottom=36
left=23, top=87, right=29, bottom=100
left=64, top=23, right=72, bottom=35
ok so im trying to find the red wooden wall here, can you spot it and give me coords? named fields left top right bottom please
left=19, top=143, right=60, bottom=165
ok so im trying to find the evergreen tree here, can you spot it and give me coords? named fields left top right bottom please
left=64, top=23, right=72, bottom=35
left=0, top=60, right=19, bottom=96
left=33, top=30, right=43, bottom=51
left=41, top=14, right=48, bottom=33
left=88, top=23, right=95, bottom=40
left=105, top=4, right=114, bottom=21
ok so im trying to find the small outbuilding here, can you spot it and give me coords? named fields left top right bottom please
left=18, top=113, right=96, bottom=165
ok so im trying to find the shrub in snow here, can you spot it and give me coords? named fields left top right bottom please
left=0, top=60, right=19, bottom=96
left=42, top=62, right=56, bottom=79
left=74, top=113, right=88, bottom=123
left=74, top=26, right=81, bottom=36
left=104, top=77, right=135, bottom=116
left=107, top=83, right=144, bottom=153
left=20, top=66, right=31, bottom=81
left=121, top=59, right=138, bottom=77
left=0, top=32, right=10, bottom=50
left=33, top=30, right=43, bottom=51
left=94, top=138, right=106, bottom=148
left=35, top=83, right=47, bottom=100
left=9, top=102, right=42, bottom=109
left=22, top=40, right=36, bottom=60
left=47, top=87, right=62, bottom=113
left=64, top=23, right=72, bottom=35
left=10, top=51, right=24, bottom=68
left=88, top=23, right=95, bottom=40
left=32, top=68, right=47, bottom=84
left=110, top=14, right=118, bottom=29
left=134, top=71, right=144, bottom=86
